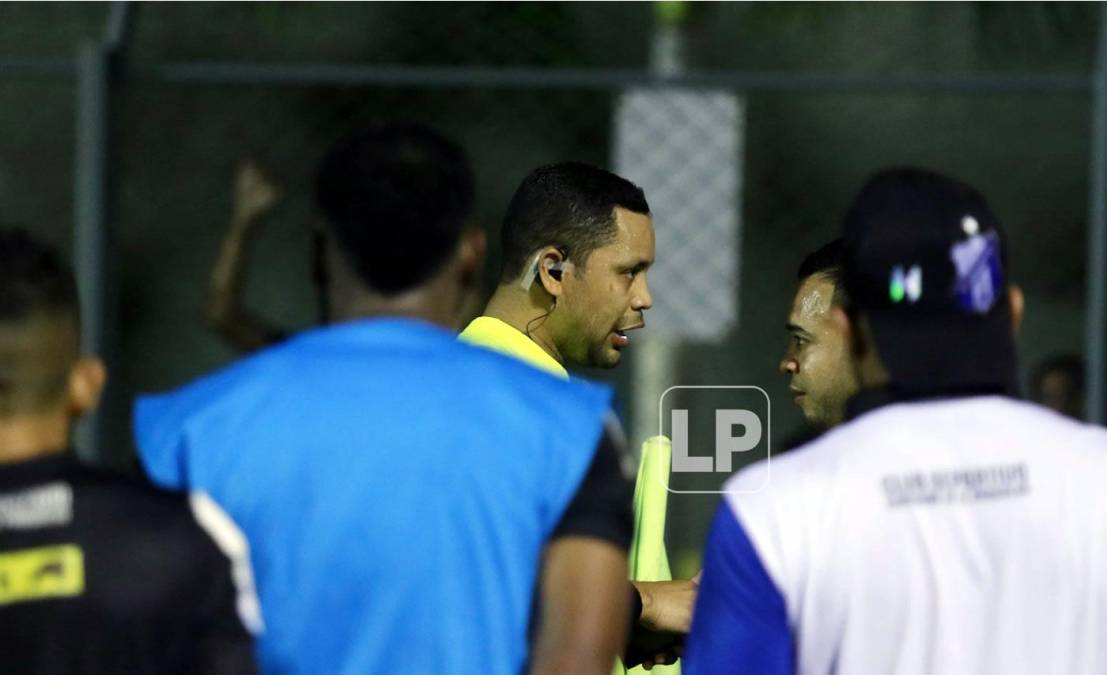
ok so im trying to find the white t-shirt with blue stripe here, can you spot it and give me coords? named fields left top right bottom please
left=687, top=395, right=1107, bottom=675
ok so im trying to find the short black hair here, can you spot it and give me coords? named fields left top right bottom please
left=797, top=238, right=848, bottom=306
left=0, top=228, right=80, bottom=415
left=0, top=228, right=78, bottom=324
left=499, top=162, right=649, bottom=281
left=314, top=122, right=475, bottom=295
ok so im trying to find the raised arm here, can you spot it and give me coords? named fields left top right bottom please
left=205, top=159, right=289, bottom=352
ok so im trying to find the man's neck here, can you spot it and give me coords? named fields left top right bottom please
left=330, top=278, right=460, bottom=331
left=483, top=285, right=565, bottom=365
left=0, top=411, right=70, bottom=464
left=324, top=238, right=463, bottom=331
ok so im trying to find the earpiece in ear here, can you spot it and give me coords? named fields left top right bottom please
left=519, top=251, right=570, bottom=291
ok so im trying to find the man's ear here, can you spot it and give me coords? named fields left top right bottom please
left=67, top=357, right=106, bottom=419
left=831, top=305, right=862, bottom=356
left=1008, top=284, right=1025, bottom=334
left=535, top=246, right=567, bottom=300
left=841, top=310, right=892, bottom=389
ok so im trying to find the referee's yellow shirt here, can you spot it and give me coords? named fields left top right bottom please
left=459, top=315, right=679, bottom=675
left=459, top=316, right=568, bottom=378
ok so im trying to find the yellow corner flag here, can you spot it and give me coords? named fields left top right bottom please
left=629, top=436, right=673, bottom=581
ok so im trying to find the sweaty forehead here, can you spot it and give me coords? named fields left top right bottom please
left=789, top=274, right=835, bottom=326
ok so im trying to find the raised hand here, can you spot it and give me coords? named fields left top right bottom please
left=232, top=159, right=282, bottom=224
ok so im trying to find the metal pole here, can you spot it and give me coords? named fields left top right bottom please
left=631, top=5, right=685, bottom=455
left=1087, top=6, right=1107, bottom=424
left=130, top=62, right=1091, bottom=95
left=0, top=58, right=75, bottom=79
left=104, top=1, right=134, bottom=52
left=72, top=2, right=132, bottom=464
left=72, top=40, right=113, bottom=462
left=0, top=57, right=1089, bottom=94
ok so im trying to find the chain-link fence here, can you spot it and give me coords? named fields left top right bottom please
left=4, top=1, right=1106, bottom=572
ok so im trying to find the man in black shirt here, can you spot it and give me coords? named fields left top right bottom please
left=0, top=228, right=258, bottom=674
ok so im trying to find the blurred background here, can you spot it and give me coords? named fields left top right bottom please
left=5, top=1, right=1105, bottom=575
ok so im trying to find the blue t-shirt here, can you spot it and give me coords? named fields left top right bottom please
left=133, top=318, right=614, bottom=675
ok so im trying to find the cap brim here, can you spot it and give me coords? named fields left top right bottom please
left=865, top=303, right=1017, bottom=395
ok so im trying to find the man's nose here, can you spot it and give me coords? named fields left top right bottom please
left=632, top=275, right=653, bottom=311
left=780, top=356, right=798, bottom=375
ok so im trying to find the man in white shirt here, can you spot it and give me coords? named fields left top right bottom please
left=686, top=168, right=1107, bottom=675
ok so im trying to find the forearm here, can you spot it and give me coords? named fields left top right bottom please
left=207, top=213, right=257, bottom=322
left=205, top=213, right=286, bottom=352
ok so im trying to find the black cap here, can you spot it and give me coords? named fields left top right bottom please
left=841, top=168, right=1016, bottom=394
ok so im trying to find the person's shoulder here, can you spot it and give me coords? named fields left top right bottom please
left=456, top=336, right=608, bottom=396
left=726, top=414, right=864, bottom=489
left=140, top=336, right=287, bottom=406
left=83, top=467, right=239, bottom=551
left=919, top=395, right=1107, bottom=459
left=721, top=443, right=825, bottom=511
left=70, top=463, right=183, bottom=505
left=1071, top=416, right=1107, bottom=450
left=133, top=324, right=338, bottom=428
left=72, top=469, right=242, bottom=591
left=719, top=411, right=891, bottom=529
left=1003, top=398, right=1107, bottom=456
left=67, top=463, right=202, bottom=533
left=132, top=347, right=277, bottom=467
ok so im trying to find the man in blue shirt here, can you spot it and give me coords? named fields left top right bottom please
left=134, top=124, right=635, bottom=675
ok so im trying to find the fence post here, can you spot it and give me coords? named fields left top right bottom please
left=1086, top=5, right=1107, bottom=424
left=73, top=2, right=131, bottom=463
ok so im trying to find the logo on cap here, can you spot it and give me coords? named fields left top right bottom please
left=890, top=264, right=922, bottom=304
left=950, top=223, right=1003, bottom=315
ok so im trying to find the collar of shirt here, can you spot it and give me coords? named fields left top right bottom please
left=0, top=451, right=80, bottom=490
left=845, top=384, right=1010, bottom=422
left=458, top=316, right=569, bottom=379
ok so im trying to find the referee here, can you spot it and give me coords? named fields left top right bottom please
left=0, top=229, right=258, bottom=674
left=686, top=168, right=1107, bottom=674
left=134, top=124, right=636, bottom=674
left=460, top=162, right=695, bottom=671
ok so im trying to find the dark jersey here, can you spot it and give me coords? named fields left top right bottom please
left=0, top=453, right=257, bottom=675
left=551, top=426, right=634, bottom=549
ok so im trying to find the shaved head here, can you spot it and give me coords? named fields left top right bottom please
left=0, top=229, right=80, bottom=417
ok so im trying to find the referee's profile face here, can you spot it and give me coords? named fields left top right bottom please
left=780, top=273, right=859, bottom=430
left=551, top=207, right=655, bottom=369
